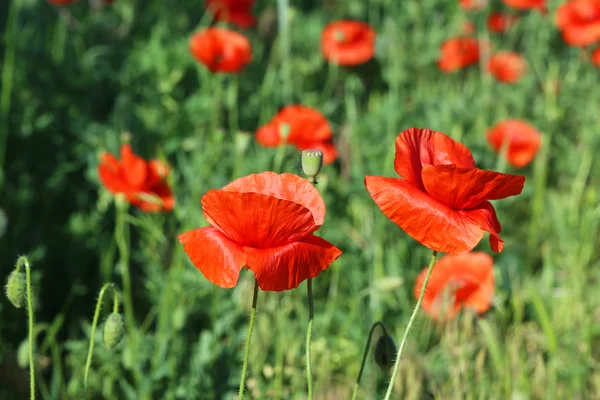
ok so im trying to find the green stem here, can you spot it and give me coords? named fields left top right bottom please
left=115, top=201, right=134, bottom=332
left=351, top=321, right=388, bottom=400
left=83, top=283, right=119, bottom=390
left=383, top=250, right=437, bottom=400
left=306, top=278, right=314, bottom=400
left=0, top=0, right=20, bottom=189
left=238, top=279, right=259, bottom=400
left=23, top=257, right=36, bottom=400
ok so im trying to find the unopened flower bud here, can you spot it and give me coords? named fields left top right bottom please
left=301, top=150, right=324, bottom=184
left=374, top=333, right=397, bottom=372
left=5, top=270, right=27, bottom=309
left=102, top=313, right=125, bottom=350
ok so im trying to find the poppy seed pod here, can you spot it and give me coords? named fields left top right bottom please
left=5, top=270, right=27, bottom=309
left=374, top=333, right=397, bottom=372
left=301, top=150, right=324, bottom=183
left=102, top=313, right=125, bottom=350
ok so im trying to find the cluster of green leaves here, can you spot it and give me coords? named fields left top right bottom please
left=1, top=0, right=599, bottom=399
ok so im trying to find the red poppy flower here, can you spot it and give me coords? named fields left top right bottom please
left=178, top=172, right=342, bottom=291
left=487, top=12, right=519, bottom=33
left=205, top=0, right=256, bottom=28
left=459, top=0, right=487, bottom=10
left=415, top=252, right=494, bottom=321
left=593, top=46, right=600, bottom=65
left=437, top=37, right=484, bottom=72
left=502, top=0, right=546, bottom=12
left=189, top=28, right=252, bottom=73
left=48, top=0, right=78, bottom=4
left=487, top=120, right=542, bottom=168
left=488, top=51, right=527, bottom=83
left=98, top=144, right=174, bottom=212
left=556, top=0, right=600, bottom=47
left=321, top=21, right=376, bottom=66
left=256, top=105, right=338, bottom=164
left=364, top=128, right=525, bottom=254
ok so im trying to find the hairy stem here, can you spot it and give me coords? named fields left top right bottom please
left=238, top=279, right=259, bottom=400
left=351, top=321, right=389, bottom=400
left=383, top=250, right=437, bottom=400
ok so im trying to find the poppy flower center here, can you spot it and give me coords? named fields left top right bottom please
left=279, top=123, right=291, bottom=141
left=334, top=29, right=346, bottom=43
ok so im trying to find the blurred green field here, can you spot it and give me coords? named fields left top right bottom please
left=1, top=0, right=599, bottom=399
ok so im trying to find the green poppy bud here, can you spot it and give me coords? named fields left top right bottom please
left=102, top=313, right=125, bottom=350
left=5, top=270, right=27, bottom=309
left=374, top=333, right=397, bottom=372
left=301, top=149, right=324, bottom=184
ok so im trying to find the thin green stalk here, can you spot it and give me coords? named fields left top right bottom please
left=84, top=283, right=119, bottom=390
left=238, top=279, right=259, bottom=400
left=0, top=0, right=21, bottom=189
left=276, top=0, right=292, bottom=103
left=383, top=250, right=438, bottom=400
left=24, top=257, right=36, bottom=400
left=115, top=201, right=134, bottom=332
left=306, top=278, right=314, bottom=400
left=351, top=321, right=388, bottom=400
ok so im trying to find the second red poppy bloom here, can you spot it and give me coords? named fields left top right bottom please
left=204, top=0, right=256, bottom=28
left=98, top=144, right=174, bottom=212
left=179, top=172, right=342, bottom=291
left=321, top=20, right=376, bottom=66
left=256, top=105, right=338, bottom=164
left=365, top=128, right=525, bottom=254
left=189, top=28, right=252, bottom=73
left=415, top=252, right=495, bottom=321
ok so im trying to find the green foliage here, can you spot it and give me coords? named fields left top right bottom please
left=1, top=0, right=599, bottom=399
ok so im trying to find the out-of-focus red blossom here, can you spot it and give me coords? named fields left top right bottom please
left=415, top=252, right=495, bottom=321
left=205, top=0, right=256, bottom=28
left=256, top=105, right=338, bottom=164
left=437, top=37, right=486, bottom=72
left=555, top=0, right=600, bottom=47
left=487, top=120, right=542, bottom=168
left=189, top=28, right=252, bottom=73
left=487, top=12, right=519, bottom=32
left=321, top=21, right=376, bottom=66
left=178, top=172, right=342, bottom=291
left=459, top=0, right=487, bottom=10
left=98, top=145, right=175, bottom=212
left=364, top=128, right=525, bottom=254
left=488, top=51, right=528, bottom=83
left=462, top=21, right=476, bottom=35
left=502, top=0, right=546, bottom=12
left=593, top=46, right=600, bottom=65
left=48, top=0, right=78, bottom=4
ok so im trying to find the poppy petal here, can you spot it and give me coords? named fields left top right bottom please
left=179, top=227, right=245, bottom=288
left=201, top=190, right=317, bottom=248
left=421, top=164, right=525, bottom=209
left=461, top=201, right=504, bottom=252
left=98, top=153, right=128, bottom=194
left=120, top=145, right=147, bottom=189
left=131, top=182, right=175, bottom=212
left=364, top=176, right=485, bottom=254
left=244, top=235, right=342, bottom=291
left=256, top=122, right=282, bottom=147
left=415, top=252, right=494, bottom=320
left=221, top=172, right=325, bottom=225
left=394, top=128, right=476, bottom=189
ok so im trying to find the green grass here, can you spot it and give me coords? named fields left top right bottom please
left=1, top=0, right=599, bottom=399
